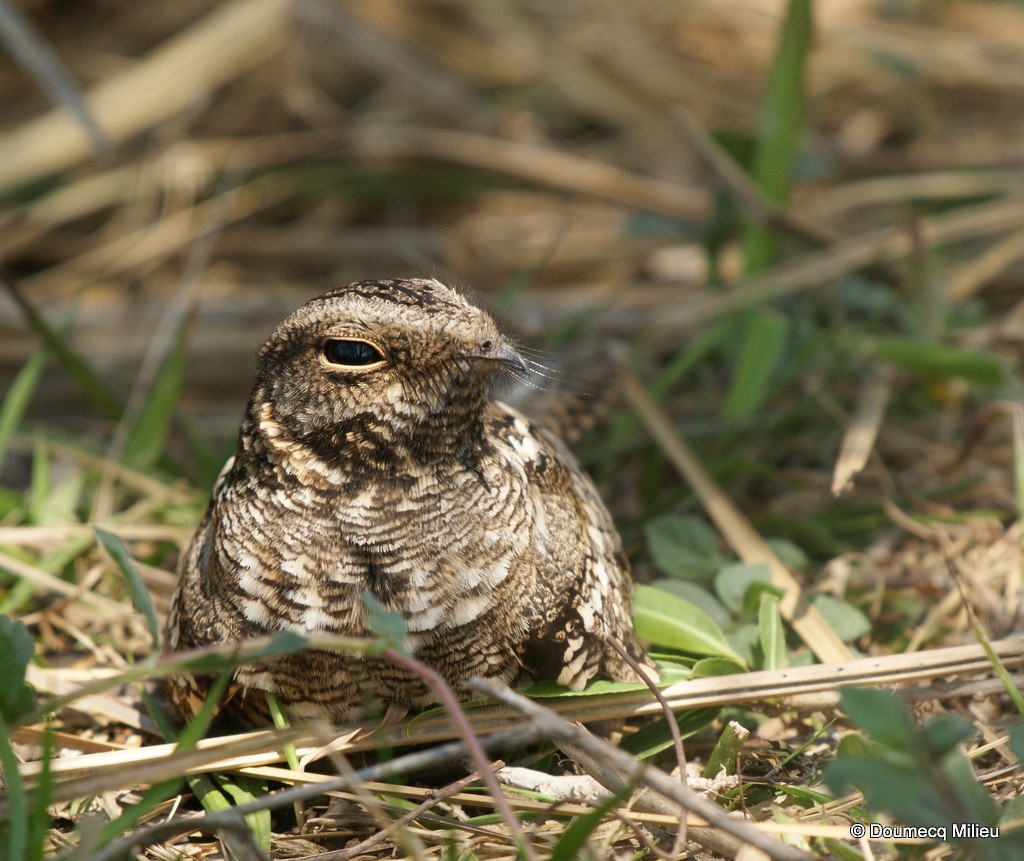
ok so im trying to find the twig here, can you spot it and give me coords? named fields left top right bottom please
left=666, top=105, right=828, bottom=251
left=0, top=0, right=290, bottom=194
left=608, top=638, right=687, bottom=852
left=619, top=369, right=852, bottom=664
left=312, top=762, right=506, bottom=861
left=88, top=726, right=539, bottom=861
left=831, top=363, right=895, bottom=495
left=0, top=0, right=109, bottom=154
left=667, top=103, right=901, bottom=289
left=381, top=648, right=539, bottom=861
left=352, top=124, right=710, bottom=221
left=467, top=678, right=814, bottom=861
left=650, top=195, right=1024, bottom=334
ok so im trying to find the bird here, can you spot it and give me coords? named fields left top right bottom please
left=164, top=278, right=656, bottom=724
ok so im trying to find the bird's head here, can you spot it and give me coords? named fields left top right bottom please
left=246, top=279, right=527, bottom=473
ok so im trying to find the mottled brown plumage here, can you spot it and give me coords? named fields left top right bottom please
left=164, top=278, right=655, bottom=724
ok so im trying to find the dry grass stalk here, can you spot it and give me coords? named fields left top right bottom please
left=0, top=0, right=290, bottom=194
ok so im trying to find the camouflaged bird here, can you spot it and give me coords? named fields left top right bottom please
left=164, top=278, right=655, bottom=724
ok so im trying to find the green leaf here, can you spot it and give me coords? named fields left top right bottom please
left=362, top=591, right=410, bottom=655
left=649, top=578, right=731, bottom=629
left=1008, top=722, right=1024, bottom=763
left=634, top=584, right=745, bottom=665
left=766, top=538, right=809, bottom=571
left=0, top=713, right=28, bottom=860
left=219, top=775, right=272, bottom=851
left=0, top=616, right=36, bottom=723
left=839, top=687, right=915, bottom=749
left=870, top=335, right=1007, bottom=386
left=812, top=595, right=870, bottom=643
left=122, top=328, right=188, bottom=469
left=714, top=562, right=772, bottom=615
left=723, top=308, right=790, bottom=421
left=757, top=594, right=786, bottom=670
left=95, top=527, right=160, bottom=651
left=644, top=513, right=723, bottom=582
left=620, top=708, right=721, bottom=759
left=526, top=662, right=691, bottom=698
left=690, top=657, right=747, bottom=678
left=920, top=713, right=976, bottom=756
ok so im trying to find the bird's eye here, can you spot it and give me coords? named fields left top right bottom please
left=322, top=339, right=384, bottom=367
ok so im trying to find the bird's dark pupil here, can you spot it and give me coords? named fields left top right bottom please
left=324, top=339, right=381, bottom=366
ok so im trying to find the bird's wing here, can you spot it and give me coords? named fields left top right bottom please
left=487, top=402, right=654, bottom=689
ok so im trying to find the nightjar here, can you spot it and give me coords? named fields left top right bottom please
left=164, top=278, right=655, bottom=723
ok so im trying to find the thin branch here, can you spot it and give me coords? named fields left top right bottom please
left=381, top=648, right=539, bottom=861
left=87, top=725, right=540, bottom=861
left=608, top=637, right=687, bottom=851
left=0, top=0, right=110, bottom=154
left=468, top=678, right=814, bottom=861
left=312, top=762, right=506, bottom=861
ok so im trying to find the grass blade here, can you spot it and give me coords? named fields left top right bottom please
left=94, top=527, right=160, bottom=651
left=722, top=307, right=790, bottom=420
left=121, top=326, right=188, bottom=469
left=869, top=335, right=1007, bottom=385
left=5, top=280, right=123, bottom=421
left=758, top=594, right=786, bottom=670
left=741, top=0, right=813, bottom=273
left=0, top=344, right=48, bottom=473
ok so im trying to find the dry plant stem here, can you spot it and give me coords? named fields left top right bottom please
left=312, top=762, right=505, bottom=861
left=667, top=100, right=901, bottom=296
left=381, top=648, right=538, bottom=861
left=0, top=0, right=109, bottom=153
left=831, top=363, right=895, bottom=495
left=607, top=638, right=687, bottom=852
left=296, top=0, right=491, bottom=128
left=946, top=225, right=1024, bottom=301
left=93, top=176, right=238, bottom=519
left=88, top=726, right=539, bottom=861
left=468, top=678, right=814, bottom=861
left=19, top=641, right=1024, bottom=805
left=619, top=369, right=852, bottom=664
left=0, top=0, right=290, bottom=194
left=321, top=747, right=429, bottom=861
left=353, top=124, right=710, bottom=221
left=0, top=547, right=130, bottom=617
left=651, top=195, right=1024, bottom=333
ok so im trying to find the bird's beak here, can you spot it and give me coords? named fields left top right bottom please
left=487, top=341, right=529, bottom=373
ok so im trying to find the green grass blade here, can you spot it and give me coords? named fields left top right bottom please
left=549, top=781, right=636, bottom=861
left=0, top=344, right=48, bottom=473
left=95, top=672, right=230, bottom=848
left=26, top=726, right=53, bottom=861
left=94, top=527, right=160, bottom=651
left=122, top=327, right=188, bottom=469
left=723, top=308, right=790, bottom=420
left=869, top=335, right=1007, bottom=385
left=10, top=288, right=123, bottom=421
left=0, top=714, right=28, bottom=860
left=741, top=0, right=813, bottom=274
left=758, top=594, right=786, bottom=670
